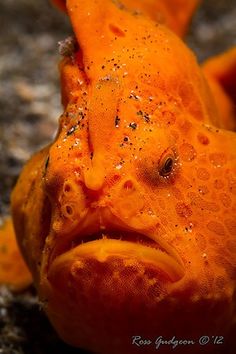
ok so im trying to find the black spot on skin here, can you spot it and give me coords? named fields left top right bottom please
left=67, top=125, right=78, bottom=135
left=129, top=122, right=137, bottom=130
left=115, top=115, right=120, bottom=127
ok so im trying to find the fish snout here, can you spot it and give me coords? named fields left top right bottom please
left=82, top=172, right=156, bottom=227
left=80, top=171, right=159, bottom=231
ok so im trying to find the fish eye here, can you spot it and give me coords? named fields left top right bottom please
left=159, top=155, right=175, bottom=177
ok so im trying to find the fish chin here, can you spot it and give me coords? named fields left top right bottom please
left=41, top=239, right=232, bottom=354
left=41, top=231, right=185, bottom=350
left=42, top=245, right=179, bottom=353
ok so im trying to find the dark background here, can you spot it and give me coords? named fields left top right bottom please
left=0, top=0, right=236, bottom=353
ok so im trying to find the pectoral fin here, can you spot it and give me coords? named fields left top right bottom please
left=0, top=218, right=32, bottom=291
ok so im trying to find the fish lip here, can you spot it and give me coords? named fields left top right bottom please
left=48, top=227, right=185, bottom=282
left=73, top=228, right=184, bottom=268
left=72, top=229, right=166, bottom=251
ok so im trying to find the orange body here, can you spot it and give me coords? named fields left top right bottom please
left=3, top=0, right=236, bottom=353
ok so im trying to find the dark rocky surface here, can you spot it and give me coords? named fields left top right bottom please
left=0, top=0, right=235, bottom=353
left=0, top=285, right=90, bottom=354
left=0, top=0, right=70, bottom=217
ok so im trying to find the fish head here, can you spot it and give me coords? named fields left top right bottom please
left=11, top=1, right=236, bottom=353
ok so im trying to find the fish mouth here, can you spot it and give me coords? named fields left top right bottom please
left=49, top=229, right=185, bottom=282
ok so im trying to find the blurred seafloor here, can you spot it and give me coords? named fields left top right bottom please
left=0, top=0, right=236, bottom=353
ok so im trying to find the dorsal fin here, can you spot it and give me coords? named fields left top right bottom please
left=202, top=47, right=236, bottom=131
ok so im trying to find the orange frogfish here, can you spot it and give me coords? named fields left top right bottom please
left=2, top=0, right=236, bottom=353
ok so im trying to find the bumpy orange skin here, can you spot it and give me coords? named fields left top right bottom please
left=11, top=1, right=236, bottom=353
